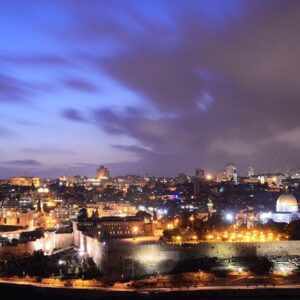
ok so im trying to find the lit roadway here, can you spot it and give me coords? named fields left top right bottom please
left=1, top=278, right=300, bottom=293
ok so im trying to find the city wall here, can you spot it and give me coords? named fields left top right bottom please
left=101, top=240, right=300, bottom=278
left=0, top=232, right=74, bottom=256
left=0, top=242, right=35, bottom=257
left=2, top=224, right=300, bottom=279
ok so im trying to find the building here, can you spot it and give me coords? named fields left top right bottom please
left=233, top=168, right=238, bottom=185
left=257, top=173, right=285, bottom=187
left=96, top=216, right=152, bottom=238
left=74, top=215, right=153, bottom=239
left=9, top=177, right=40, bottom=188
left=194, top=168, right=204, bottom=199
left=0, top=207, right=35, bottom=227
left=86, top=201, right=137, bottom=218
left=248, top=166, right=255, bottom=177
left=207, top=198, right=215, bottom=215
left=226, top=163, right=236, bottom=180
left=260, top=194, right=300, bottom=224
left=96, top=166, right=110, bottom=180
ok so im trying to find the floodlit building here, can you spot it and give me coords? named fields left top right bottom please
left=248, top=166, right=254, bottom=177
left=86, top=201, right=137, bottom=218
left=261, top=194, right=300, bottom=224
left=96, top=165, right=110, bottom=180
left=0, top=207, right=35, bottom=227
left=193, top=168, right=204, bottom=199
left=226, top=163, right=236, bottom=180
left=9, top=177, right=40, bottom=188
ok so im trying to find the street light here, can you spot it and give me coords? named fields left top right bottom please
left=206, top=174, right=212, bottom=181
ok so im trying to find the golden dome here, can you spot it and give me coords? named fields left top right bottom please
left=276, top=194, right=298, bottom=213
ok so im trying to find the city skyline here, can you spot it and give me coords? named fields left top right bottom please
left=1, top=0, right=300, bottom=177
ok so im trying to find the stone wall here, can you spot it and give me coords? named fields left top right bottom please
left=85, top=234, right=107, bottom=272
left=54, top=232, right=74, bottom=249
left=0, top=231, right=74, bottom=256
left=73, top=221, right=80, bottom=248
left=74, top=224, right=300, bottom=278
left=102, top=240, right=300, bottom=278
left=0, top=242, right=34, bottom=257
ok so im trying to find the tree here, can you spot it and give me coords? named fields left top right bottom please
left=136, top=211, right=152, bottom=220
left=287, top=220, right=300, bottom=240
left=203, top=214, right=227, bottom=231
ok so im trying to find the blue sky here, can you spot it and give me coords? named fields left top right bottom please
left=0, top=0, right=300, bottom=177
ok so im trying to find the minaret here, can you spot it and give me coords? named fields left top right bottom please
left=233, top=168, right=238, bottom=185
left=207, top=197, right=214, bottom=215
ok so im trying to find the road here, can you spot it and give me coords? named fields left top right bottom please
left=1, top=278, right=300, bottom=293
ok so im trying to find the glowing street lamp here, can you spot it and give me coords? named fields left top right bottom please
left=206, top=174, right=212, bottom=181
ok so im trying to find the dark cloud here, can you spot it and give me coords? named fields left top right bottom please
left=84, top=0, right=300, bottom=175
left=0, top=72, right=54, bottom=103
left=2, top=1, right=300, bottom=176
left=62, top=108, right=88, bottom=123
left=2, top=159, right=42, bottom=166
left=0, top=74, right=32, bottom=102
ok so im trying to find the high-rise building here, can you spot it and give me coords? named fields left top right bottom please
left=226, top=163, right=236, bottom=180
left=233, top=168, right=238, bottom=185
left=248, top=166, right=254, bottom=177
left=96, top=166, right=110, bottom=180
left=193, top=168, right=204, bottom=199
left=195, top=168, right=205, bottom=180
left=207, top=197, right=214, bottom=215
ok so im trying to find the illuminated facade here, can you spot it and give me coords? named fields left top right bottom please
left=9, top=177, right=40, bottom=188
left=226, top=163, right=236, bottom=180
left=248, top=166, right=254, bottom=177
left=75, top=216, right=153, bottom=238
left=0, top=208, right=34, bottom=227
left=96, top=165, right=110, bottom=180
left=261, top=193, right=300, bottom=224
left=86, top=201, right=137, bottom=218
left=96, top=216, right=147, bottom=237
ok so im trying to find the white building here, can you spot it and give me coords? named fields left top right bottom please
left=226, top=163, right=236, bottom=180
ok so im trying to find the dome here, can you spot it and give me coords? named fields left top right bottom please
left=276, top=194, right=298, bottom=213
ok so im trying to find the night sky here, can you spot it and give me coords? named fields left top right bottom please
left=1, top=0, right=300, bottom=178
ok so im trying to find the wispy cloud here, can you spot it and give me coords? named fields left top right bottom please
left=2, top=159, right=42, bottom=166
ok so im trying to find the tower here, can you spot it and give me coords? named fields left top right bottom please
left=248, top=166, right=254, bottom=177
left=226, top=163, right=236, bottom=180
left=233, top=168, right=238, bottom=185
left=193, top=168, right=204, bottom=199
left=96, top=166, right=110, bottom=180
left=207, top=197, right=214, bottom=215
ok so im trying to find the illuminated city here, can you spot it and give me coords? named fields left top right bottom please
left=1, top=1, right=300, bottom=299
left=1, top=164, right=300, bottom=299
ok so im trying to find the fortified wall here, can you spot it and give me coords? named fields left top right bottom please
left=98, top=240, right=300, bottom=278
left=0, top=231, right=74, bottom=256
left=2, top=223, right=300, bottom=280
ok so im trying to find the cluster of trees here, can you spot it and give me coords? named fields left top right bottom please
left=162, top=212, right=300, bottom=242
left=259, top=219, right=300, bottom=240
left=162, top=213, right=228, bottom=242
